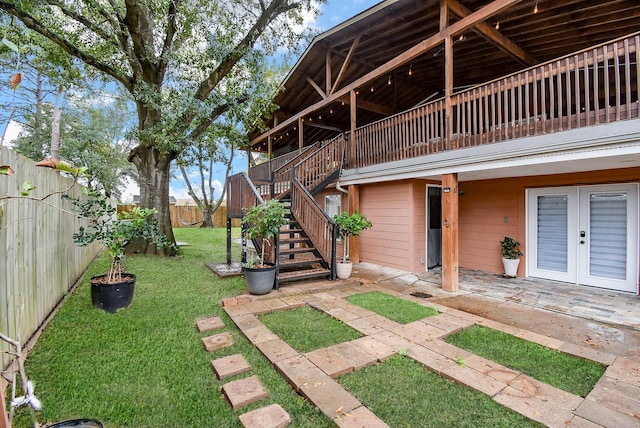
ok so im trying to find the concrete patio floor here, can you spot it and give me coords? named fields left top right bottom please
left=223, top=263, right=640, bottom=427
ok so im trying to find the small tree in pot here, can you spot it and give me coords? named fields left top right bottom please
left=333, top=212, right=373, bottom=279
left=500, top=236, right=523, bottom=277
left=242, top=199, right=289, bottom=294
left=67, top=190, right=172, bottom=312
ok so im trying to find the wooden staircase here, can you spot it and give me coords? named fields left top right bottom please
left=276, top=212, right=331, bottom=286
left=226, top=134, right=346, bottom=288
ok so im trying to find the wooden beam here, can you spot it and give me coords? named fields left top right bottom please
left=340, top=95, right=395, bottom=116
left=331, top=35, right=361, bottom=94
left=325, top=49, right=332, bottom=95
left=298, top=117, right=304, bottom=151
left=306, top=76, right=327, bottom=99
left=447, top=0, right=537, bottom=66
left=441, top=173, right=459, bottom=292
left=348, top=184, right=361, bottom=263
left=250, top=0, right=527, bottom=146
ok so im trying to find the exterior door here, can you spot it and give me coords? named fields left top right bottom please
left=528, top=184, right=638, bottom=292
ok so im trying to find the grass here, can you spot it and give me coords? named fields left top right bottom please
left=339, top=355, right=543, bottom=427
left=445, top=325, right=605, bottom=397
left=12, top=228, right=333, bottom=428
left=259, top=306, right=361, bottom=353
left=346, top=291, right=438, bottom=324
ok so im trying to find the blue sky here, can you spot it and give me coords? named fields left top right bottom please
left=153, top=0, right=381, bottom=205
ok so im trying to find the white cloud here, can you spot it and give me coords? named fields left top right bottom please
left=1, top=120, right=24, bottom=147
left=120, top=177, right=139, bottom=204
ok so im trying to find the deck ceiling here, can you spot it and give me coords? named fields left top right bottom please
left=250, top=0, right=640, bottom=154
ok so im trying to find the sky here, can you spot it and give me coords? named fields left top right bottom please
left=123, top=0, right=381, bottom=205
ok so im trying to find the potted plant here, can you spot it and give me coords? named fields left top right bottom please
left=67, top=190, right=171, bottom=312
left=242, top=199, right=289, bottom=294
left=500, top=236, right=523, bottom=277
left=333, top=212, right=373, bottom=279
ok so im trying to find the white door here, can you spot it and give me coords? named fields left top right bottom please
left=527, top=184, right=638, bottom=292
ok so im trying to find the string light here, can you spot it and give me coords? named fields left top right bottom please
left=495, top=20, right=500, bottom=30
left=408, top=64, right=413, bottom=76
left=329, top=108, right=333, bottom=114
left=370, top=85, right=374, bottom=92
left=533, top=1, right=538, bottom=13
left=388, top=75, right=392, bottom=85
left=459, top=34, right=466, bottom=42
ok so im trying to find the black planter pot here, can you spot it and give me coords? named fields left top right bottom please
left=243, top=264, right=276, bottom=295
left=90, top=274, right=136, bottom=313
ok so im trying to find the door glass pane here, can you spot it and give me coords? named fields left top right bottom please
left=589, top=193, right=627, bottom=279
left=324, top=194, right=341, bottom=219
left=537, top=195, right=568, bottom=272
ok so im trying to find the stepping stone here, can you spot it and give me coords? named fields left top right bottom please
left=196, top=316, right=225, bottom=332
left=239, top=404, right=291, bottom=428
left=202, top=331, right=233, bottom=352
left=305, top=347, right=353, bottom=378
left=222, top=375, right=270, bottom=410
left=335, top=405, right=390, bottom=428
left=211, top=354, right=252, bottom=380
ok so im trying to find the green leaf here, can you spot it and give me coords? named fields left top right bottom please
left=1, top=37, right=19, bottom=53
left=20, top=181, right=35, bottom=196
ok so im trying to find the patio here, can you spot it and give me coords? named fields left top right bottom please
left=225, top=265, right=640, bottom=427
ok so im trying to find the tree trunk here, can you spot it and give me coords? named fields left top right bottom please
left=129, top=145, right=177, bottom=255
left=200, top=209, right=214, bottom=228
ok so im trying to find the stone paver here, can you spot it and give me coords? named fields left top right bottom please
left=239, top=404, right=291, bottom=428
left=334, top=405, right=390, bottom=428
left=305, top=347, right=353, bottom=378
left=327, top=307, right=360, bottom=322
left=211, top=354, right=252, bottom=380
left=422, top=339, right=472, bottom=361
left=559, top=342, right=617, bottom=366
left=222, top=375, right=269, bottom=410
left=350, top=336, right=395, bottom=362
left=244, top=300, right=272, bottom=315
left=574, top=399, right=640, bottom=428
left=463, top=354, right=519, bottom=384
left=298, top=373, right=361, bottom=419
left=369, top=331, right=413, bottom=352
left=585, top=376, right=640, bottom=420
left=275, top=355, right=328, bottom=391
left=604, top=357, right=640, bottom=388
left=231, top=314, right=263, bottom=332
left=396, top=321, right=447, bottom=342
left=330, top=342, right=378, bottom=370
left=262, top=298, right=290, bottom=312
left=514, top=329, right=564, bottom=350
left=223, top=304, right=251, bottom=317
left=420, top=312, right=472, bottom=332
left=344, top=317, right=385, bottom=335
left=243, top=325, right=279, bottom=344
left=508, top=374, right=583, bottom=409
left=255, top=338, right=299, bottom=362
left=196, top=316, right=225, bottom=332
left=202, top=331, right=233, bottom=352
left=494, top=385, right=579, bottom=428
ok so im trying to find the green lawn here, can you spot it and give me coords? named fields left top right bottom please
left=347, top=291, right=438, bottom=323
left=12, top=228, right=332, bottom=428
left=446, top=325, right=605, bottom=397
left=259, top=306, right=361, bottom=353
left=339, top=355, right=543, bottom=428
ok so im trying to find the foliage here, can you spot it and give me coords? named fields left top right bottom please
left=0, top=0, right=324, bottom=249
left=10, top=228, right=333, bottom=427
left=500, top=236, right=523, bottom=259
left=339, top=355, right=543, bottom=427
left=346, top=291, right=438, bottom=324
left=333, top=211, right=373, bottom=263
left=445, top=325, right=605, bottom=397
left=66, top=190, right=173, bottom=283
left=259, top=306, right=361, bottom=353
left=13, top=92, right=136, bottom=198
left=242, top=199, right=288, bottom=266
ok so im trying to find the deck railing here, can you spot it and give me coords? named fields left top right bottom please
left=351, top=32, right=640, bottom=168
left=271, top=141, right=322, bottom=198
left=226, top=172, right=264, bottom=218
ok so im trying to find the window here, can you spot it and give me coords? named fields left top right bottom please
left=325, top=194, right=342, bottom=219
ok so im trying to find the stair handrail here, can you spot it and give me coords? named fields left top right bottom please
left=290, top=175, right=337, bottom=279
left=271, top=141, right=323, bottom=199
left=293, top=134, right=346, bottom=192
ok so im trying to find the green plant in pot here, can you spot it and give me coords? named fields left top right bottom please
left=242, top=199, right=289, bottom=294
left=67, top=190, right=172, bottom=312
left=333, top=211, right=373, bottom=279
left=500, top=236, right=523, bottom=278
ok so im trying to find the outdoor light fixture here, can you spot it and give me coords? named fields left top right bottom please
left=534, top=1, right=538, bottom=13
left=495, top=20, right=500, bottom=30
left=388, top=75, right=392, bottom=85
left=408, top=64, right=412, bottom=76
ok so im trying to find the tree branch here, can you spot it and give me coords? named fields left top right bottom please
left=159, top=0, right=181, bottom=76
left=44, top=0, right=117, bottom=47
left=124, top=0, right=160, bottom=86
left=0, top=1, right=135, bottom=92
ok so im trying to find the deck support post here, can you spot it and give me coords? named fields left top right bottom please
left=226, top=217, right=232, bottom=265
left=348, top=184, right=361, bottom=263
left=442, top=173, right=459, bottom=292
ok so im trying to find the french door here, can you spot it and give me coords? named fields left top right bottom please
left=527, top=184, right=638, bottom=292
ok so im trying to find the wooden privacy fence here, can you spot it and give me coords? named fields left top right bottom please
left=1, top=147, right=101, bottom=370
left=118, top=204, right=240, bottom=228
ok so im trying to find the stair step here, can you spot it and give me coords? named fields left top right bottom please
left=281, top=228, right=303, bottom=234
left=279, top=268, right=331, bottom=283
left=279, top=247, right=316, bottom=255
left=279, top=257, right=324, bottom=268
left=279, top=237, right=311, bottom=244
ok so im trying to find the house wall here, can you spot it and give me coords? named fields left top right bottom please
left=351, top=180, right=427, bottom=271
left=459, top=167, right=640, bottom=275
